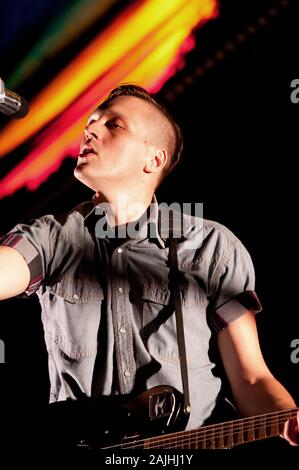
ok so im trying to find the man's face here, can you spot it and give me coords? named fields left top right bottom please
left=74, top=95, right=158, bottom=191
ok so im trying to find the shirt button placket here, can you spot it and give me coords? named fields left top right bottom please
left=111, top=246, right=133, bottom=392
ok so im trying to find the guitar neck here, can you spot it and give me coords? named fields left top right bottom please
left=124, top=407, right=298, bottom=449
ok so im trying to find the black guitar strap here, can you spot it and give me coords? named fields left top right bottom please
left=168, top=211, right=191, bottom=416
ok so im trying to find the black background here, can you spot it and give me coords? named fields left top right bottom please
left=0, top=0, right=298, bottom=463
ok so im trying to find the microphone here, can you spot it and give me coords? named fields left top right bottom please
left=0, top=77, right=29, bottom=118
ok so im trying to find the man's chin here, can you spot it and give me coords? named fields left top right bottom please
left=74, top=164, right=83, bottom=179
left=73, top=166, right=96, bottom=190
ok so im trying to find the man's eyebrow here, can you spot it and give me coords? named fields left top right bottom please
left=96, top=106, right=134, bottom=127
left=96, top=106, right=132, bottom=125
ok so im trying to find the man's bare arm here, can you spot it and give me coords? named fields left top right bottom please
left=0, top=246, right=30, bottom=300
left=218, top=310, right=299, bottom=445
left=218, top=310, right=296, bottom=415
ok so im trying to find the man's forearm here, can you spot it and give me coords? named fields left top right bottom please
left=232, top=374, right=297, bottom=417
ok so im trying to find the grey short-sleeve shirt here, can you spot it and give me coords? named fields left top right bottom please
left=0, top=198, right=261, bottom=429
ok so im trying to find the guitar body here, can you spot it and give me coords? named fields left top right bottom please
left=46, top=385, right=188, bottom=449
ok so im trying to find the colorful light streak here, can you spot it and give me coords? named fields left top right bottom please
left=0, top=0, right=217, bottom=198
left=7, top=0, right=119, bottom=89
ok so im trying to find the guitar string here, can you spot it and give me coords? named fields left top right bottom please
left=125, top=413, right=296, bottom=449
left=126, top=415, right=295, bottom=449
left=105, top=409, right=297, bottom=448
left=101, top=409, right=298, bottom=450
left=122, top=413, right=294, bottom=449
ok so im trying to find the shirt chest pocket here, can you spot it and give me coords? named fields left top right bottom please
left=141, top=283, right=171, bottom=325
left=141, top=280, right=206, bottom=320
left=141, top=282, right=207, bottom=367
left=49, top=275, right=104, bottom=304
left=45, top=276, right=104, bottom=360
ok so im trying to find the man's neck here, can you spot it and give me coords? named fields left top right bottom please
left=93, top=188, right=154, bottom=227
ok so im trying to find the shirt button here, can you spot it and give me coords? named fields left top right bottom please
left=119, top=327, right=126, bottom=334
left=73, top=294, right=79, bottom=301
left=117, top=248, right=123, bottom=254
left=124, top=370, right=131, bottom=377
left=117, top=287, right=123, bottom=294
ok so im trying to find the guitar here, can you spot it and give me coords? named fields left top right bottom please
left=46, top=385, right=298, bottom=450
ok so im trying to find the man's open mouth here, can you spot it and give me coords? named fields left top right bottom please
left=79, top=145, right=97, bottom=157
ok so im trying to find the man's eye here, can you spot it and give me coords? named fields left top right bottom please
left=106, top=120, right=122, bottom=129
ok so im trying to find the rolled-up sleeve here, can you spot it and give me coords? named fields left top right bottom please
left=208, top=237, right=262, bottom=332
left=0, top=217, right=52, bottom=296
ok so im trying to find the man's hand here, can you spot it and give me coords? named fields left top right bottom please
left=282, top=411, right=299, bottom=446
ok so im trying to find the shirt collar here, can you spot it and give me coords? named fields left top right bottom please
left=84, top=194, right=188, bottom=248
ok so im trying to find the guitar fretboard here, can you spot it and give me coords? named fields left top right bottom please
left=122, top=408, right=298, bottom=449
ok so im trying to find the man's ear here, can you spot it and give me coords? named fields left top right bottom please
left=144, top=149, right=168, bottom=174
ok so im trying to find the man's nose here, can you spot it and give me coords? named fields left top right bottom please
left=84, top=128, right=92, bottom=142
left=84, top=125, right=100, bottom=142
